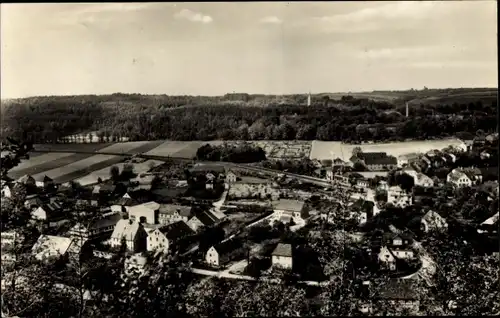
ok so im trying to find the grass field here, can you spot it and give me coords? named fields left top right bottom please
left=145, top=141, right=203, bottom=158
left=74, top=159, right=164, bottom=186
left=310, top=138, right=466, bottom=161
left=8, top=153, right=98, bottom=180
left=10, top=152, right=75, bottom=172
left=32, top=154, right=125, bottom=183
left=33, top=143, right=113, bottom=153
left=96, top=140, right=165, bottom=154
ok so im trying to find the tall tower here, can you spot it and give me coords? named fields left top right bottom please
left=307, top=92, right=311, bottom=106
left=405, top=102, right=409, bottom=117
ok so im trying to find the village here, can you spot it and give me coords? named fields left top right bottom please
left=1, top=133, right=498, bottom=315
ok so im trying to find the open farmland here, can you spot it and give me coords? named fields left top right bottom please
left=74, top=159, right=164, bottom=186
left=8, top=153, right=99, bottom=180
left=96, top=140, right=165, bottom=154
left=145, top=141, right=203, bottom=158
left=33, top=143, right=113, bottom=153
left=32, top=154, right=125, bottom=184
left=310, top=138, right=467, bottom=161
left=9, top=152, right=75, bottom=172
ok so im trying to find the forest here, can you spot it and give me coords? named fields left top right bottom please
left=1, top=92, right=497, bottom=144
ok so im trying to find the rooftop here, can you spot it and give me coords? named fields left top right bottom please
left=158, top=221, right=194, bottom=240
left=129, top=201, right=160, bottom=211
left=159, top=204, right=192, bottom=217
left=273, top=199, right=305, bottom=213
left=272, top=243, right=292, bottom=257
left=32, top=235, right=73, bottom=259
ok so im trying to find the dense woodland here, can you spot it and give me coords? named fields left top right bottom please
left=1, top=90, right=497, bottom=144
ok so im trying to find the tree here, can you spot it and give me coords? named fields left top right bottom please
left=110, top=166, right=120, bottom=182
left=352, top=146, right=362, bottom=157
left=395, top=173, right=415, bottom=192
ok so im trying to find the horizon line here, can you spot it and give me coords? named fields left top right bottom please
left=2, top=86, right=498, bottom=101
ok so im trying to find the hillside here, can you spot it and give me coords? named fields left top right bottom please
left=1, top=88, right=497, bottom=145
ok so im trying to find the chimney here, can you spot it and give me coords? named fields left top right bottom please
left=406, top=102, right=409, bottom=117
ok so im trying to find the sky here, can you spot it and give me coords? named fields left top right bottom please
left=1, top=1, right=497, bottom=98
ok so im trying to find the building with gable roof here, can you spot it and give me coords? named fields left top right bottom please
left=158, top=204, right=192, bottom=225
left=271, top=243, right=293, bottom=269
left=144, top=221, right=194, bottom=253
left=420, top=210, right=448, bottom=233
left=205, top=238, right=246, bottom=268
left=126, top=201, right=161, bottom=225
left=110, top=219, right=148, bottom=253
left=31, top=235, right=74, bottom=262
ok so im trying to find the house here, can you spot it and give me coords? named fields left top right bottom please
left=271, top=243, right=293, bottom=269
left=186, top=216, right=205, bottom=232
left=31, top=235, right=74, bottom=262
left=413, top=173, right=434, bottom=188
left=31, top=201, right=68, bottom=228
left=420, top=210, right=448, bottom=233
left=226, top=170, right=239, bottom=183
left=477, top=212, right=499, bottom=235
left=205, top=238, right=246, bottom=268
left=187, top=209, right=220, bottom=231
left=16, top=175, right=36, bottom=187
left=92, top=184, right=116, bottom=195
left=377, top=180, right=389, bottom=191
left=272, top=199, right=308, bottom=224
left=110, top=219, right=148, bottom=253
left=190, top=164, right=226, bottom=180
left=1, top=184, right=12, bottom=198
left=378, top=233, right=415, bottom=270
left=24, top=194, right=44, bottom=211
left=387, top=186, right=412, bottom=208
left=378, top=246, right=397, bottom=270
left=473, top=135, right=487, bottom=147
left=447, top=168, right=482, bottom=188
left=68, top=212, right=123, bottom=241
left=480, top=150, right=491, bottom=160
left=397, top=153, right=421, bottom=168
left=485, top=133, right=498, bottom=143
left=126, top=201, right=161, bottom=225
left=34, top=175, right=54, bottom=188
left=372, top=280, right=420, bottom=314
left=158, top=204, right=192, bottom=225
left=350, top=152, right=398, bottom=171
left=145, top=221, right=194, bottom=253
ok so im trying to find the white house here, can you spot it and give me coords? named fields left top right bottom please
left=110, top=219, right=148, bottom=253
left=271, top=243, right=293, bottom=270
left=158, top=204, right=192, bottom=226
left=226, top=171, right=238, bottom=183
left=205, top=239, right=244, bottom=268
left=421, top=210, right=448, bottom=233
left=145, top=221, right=194, bottom=253
left=186, top=216, right=205, bottom=232
left=378, top=246, right=396, bottom=270
left=272, top=200, right=307, bottom=224
left=1, top=185, right=12, bottom=198
left=446, top=168, right=482, bottom=188
left=387, top=186, right=412, bottom=208
left=31, top=235, right=74, bottom=262
left=413, top=173, right=434, bottom=188
left=126, top=201, right=160, bottom=225
left=32, top=202, right=68, bottom=228
left=397, top=153, right=422, bottom=168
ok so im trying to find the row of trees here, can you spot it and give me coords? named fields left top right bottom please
left=2, top=94, right=496, bottom=144
left=195, top=142, right=266, bottom=163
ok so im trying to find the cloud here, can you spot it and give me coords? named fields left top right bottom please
left=260, top=16, right=283, bottom=24
left=174, top=9, right=213, bottom=24
left=311, top=1, right=443, bottom=33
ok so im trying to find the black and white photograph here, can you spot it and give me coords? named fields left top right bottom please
left=1, top=1, right=498, bottom=317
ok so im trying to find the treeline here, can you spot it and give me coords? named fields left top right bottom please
left=195, top=142, right=266, bottom=163
left=1, top=94, right=497, bottom=143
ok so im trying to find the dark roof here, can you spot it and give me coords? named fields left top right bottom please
left=33, top=175, right=53, bottom=182
left=194, top=210, right=219, bottom=226
left=382, top=232, right=413, bottom=244
left=159, top=221, right=194, bottom=240
left=117, top=196, right=139, bottom=206
left=17, top=175, right=35, bottom=184
left=159, top=204, right=192, bottom=217
left=374, top=280, right=419, bottom=300
left=89, top=213, right=123, bottom=231
left=213, top=238, right=244, bottom=262
left=272, top=243, right=292, bottom=257
left=359, top=152, right=397, bottom=165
